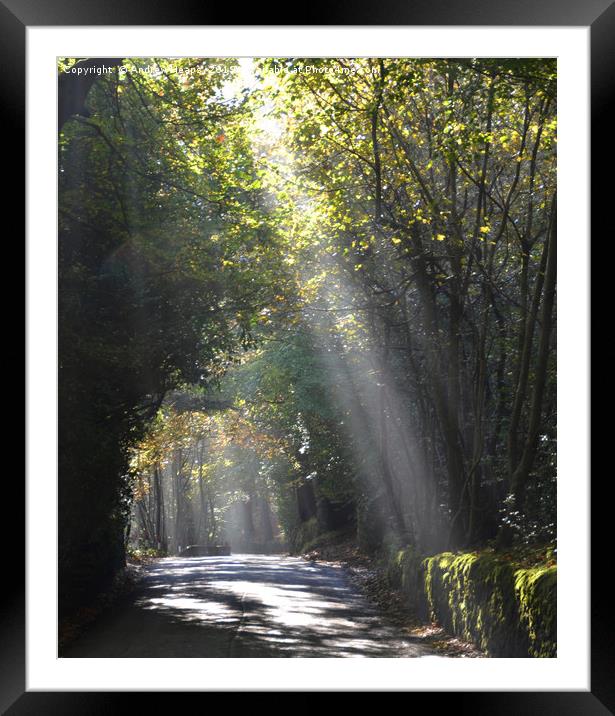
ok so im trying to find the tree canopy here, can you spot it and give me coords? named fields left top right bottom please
left=58, top=57, right=557, bottom=612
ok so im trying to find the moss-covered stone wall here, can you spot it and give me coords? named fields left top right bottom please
left=388, top=548, right=556, bottom=657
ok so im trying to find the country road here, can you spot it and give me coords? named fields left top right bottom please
left=62, top=554, right=440, bottom=658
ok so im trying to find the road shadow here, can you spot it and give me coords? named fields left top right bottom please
left=62, top=555, right=435, bottom=658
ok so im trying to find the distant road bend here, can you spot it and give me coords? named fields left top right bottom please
left=63, top=554, right=441, bottom=658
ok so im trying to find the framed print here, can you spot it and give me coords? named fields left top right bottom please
left=5, top=0, right=605, bottom=710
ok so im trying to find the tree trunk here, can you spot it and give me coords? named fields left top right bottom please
left=512, top=194, right=557, bottom=511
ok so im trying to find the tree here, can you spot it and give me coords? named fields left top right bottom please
left=58, top=57, right=289, bottom=610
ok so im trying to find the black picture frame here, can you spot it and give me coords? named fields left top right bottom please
left=6, top=0, right=604, bottom=710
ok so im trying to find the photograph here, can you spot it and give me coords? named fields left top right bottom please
left=57, top=55, right=558, bottom=661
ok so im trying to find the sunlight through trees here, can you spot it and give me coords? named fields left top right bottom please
left=58, top=57, right=556, bottom=621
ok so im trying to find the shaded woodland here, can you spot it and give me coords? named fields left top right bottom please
left=58, top=58, right=556, bottom=614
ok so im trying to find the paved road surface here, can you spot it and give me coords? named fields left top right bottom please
left=63, top=554, right=439, bottom=658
